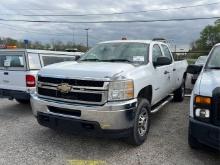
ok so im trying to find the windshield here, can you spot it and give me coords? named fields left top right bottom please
left=206, top=46, right=220, bottom=69
left=80, top=42, right=149, bottom=64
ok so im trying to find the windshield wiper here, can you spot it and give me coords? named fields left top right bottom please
left=102, top=59, right=132, bottom=63
left=207, top=67, right=220, bottom=69
left=80, top=59, right=101, bottom=62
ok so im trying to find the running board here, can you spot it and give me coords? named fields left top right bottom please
left=150, top=96, right=173, bottom=114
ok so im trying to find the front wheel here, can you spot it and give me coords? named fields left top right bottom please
left=188, top=132, right=201, bottom=149
left=128, top=98, right=151, bottom=146
left=173, top=78, right=185, bottom=102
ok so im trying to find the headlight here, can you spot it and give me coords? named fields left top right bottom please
left=194, top=95, right=211, bottom=121
left=195, top=108, right=210, bottom=118
left=108, top=80, right=134, bottom=101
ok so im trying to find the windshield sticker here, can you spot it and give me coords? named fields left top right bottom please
left=133, top=56, right=144, bottom=62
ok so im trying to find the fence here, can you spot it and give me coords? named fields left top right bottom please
left=172, top=51, right=209, bottom=64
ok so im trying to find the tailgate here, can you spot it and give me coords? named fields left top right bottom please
left=0, top=51, right=27, bottom=91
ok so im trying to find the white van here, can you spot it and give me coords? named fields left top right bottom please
left=0, top=49, right=82, bottom=103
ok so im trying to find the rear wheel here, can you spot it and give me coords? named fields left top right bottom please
left=173, top=78, right=185, bottom=102
left=128, top=98, right=151, bottom=146
left=15, top=99, right=30, bottom=104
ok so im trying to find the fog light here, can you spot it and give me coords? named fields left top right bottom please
left=195, top=108, right=210, bottom=118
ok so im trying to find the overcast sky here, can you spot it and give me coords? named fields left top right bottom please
left=0, top=0, right=219, bottom=51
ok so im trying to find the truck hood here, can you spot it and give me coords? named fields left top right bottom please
left=39, top=61, right=135, bottom=80
left=198, top=69, right=220, bottom=96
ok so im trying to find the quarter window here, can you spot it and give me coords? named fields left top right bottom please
left=28, top=53, right=41, bottom=70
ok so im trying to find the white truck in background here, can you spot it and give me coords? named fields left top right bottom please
left=31, top=40, right=188, bottom=145
left=0, top=49, right=82, bottom=104
left=187, top=44, right=220, bottom=150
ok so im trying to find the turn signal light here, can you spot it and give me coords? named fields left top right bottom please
left=195, top=96, right=211, bottom=105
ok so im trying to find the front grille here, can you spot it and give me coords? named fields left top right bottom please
left=38, top=76, right=104, bottom=87
left=37, top=76, right=108, bottom=105
left=38, top=87, right=102, bottom=102
left=212, top=100, right=220, bottom=126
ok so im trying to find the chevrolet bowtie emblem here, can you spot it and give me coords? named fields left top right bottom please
left=57, top=83, right=72, bottom=93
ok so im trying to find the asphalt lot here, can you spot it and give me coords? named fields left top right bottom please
left=0, top=98, right=219, bottom=165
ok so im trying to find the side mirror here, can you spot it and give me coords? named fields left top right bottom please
left=154, top=57, right=171, bottom=67
left=187, top=64, right=203, bottom=74
left=75, top=55, right=81, bottom=61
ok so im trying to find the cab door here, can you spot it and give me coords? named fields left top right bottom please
left=161, top=44, right=175, bottom=93
left=151, top=44, right=171, bottom=103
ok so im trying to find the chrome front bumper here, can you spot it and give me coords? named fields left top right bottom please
left=31, top=94, right=137, bottom=130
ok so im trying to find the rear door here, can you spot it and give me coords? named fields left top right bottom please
left=0, top=51, right=27, bottom=91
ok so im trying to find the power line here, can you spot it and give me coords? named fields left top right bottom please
left=0, top=22, right=100, bottom=41
left=0, top=23, right=71, bottom=36
left=0, top=1, right=219, bottom=17
left=0, top=0, right=210, bottom=11
left=0, top=16, right=220, bottom=24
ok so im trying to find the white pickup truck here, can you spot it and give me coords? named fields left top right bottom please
left=31, top=40, right=188, bottom=145
left=187, top=44, right=220, bottom=150
left=0, top=49, right=82, bottom=104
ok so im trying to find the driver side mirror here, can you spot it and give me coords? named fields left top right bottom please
left=154, top=57, right=171, bottom=67
left=75, top=55, right=81, bottom=61
left=187, top=65, right=203, bottom=74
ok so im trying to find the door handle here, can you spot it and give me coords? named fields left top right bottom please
left=173, top=68, right=176, bottom=71
left=164, top=71, right=170, bottom=75
left=4, top=72, right=8, bottom=75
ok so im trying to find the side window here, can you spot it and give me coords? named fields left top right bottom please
left=152, top=44, right=163, bottom=63
left=41, top=55, right=75, bottom=66
left=28, top=53, right=41, bottom=70
left=162, top=45, right=173, bottom=62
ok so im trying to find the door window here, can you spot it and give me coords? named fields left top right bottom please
left=161, top=45, right=173, bottom=62
left=152, top=44, right=163, bottom=64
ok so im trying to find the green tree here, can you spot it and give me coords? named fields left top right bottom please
left=191, top=20, right=220, bottom=52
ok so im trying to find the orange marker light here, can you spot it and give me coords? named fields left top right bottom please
left=6, top=45, right=17, bottom=49
left=195, top=96, right=211, bottom=105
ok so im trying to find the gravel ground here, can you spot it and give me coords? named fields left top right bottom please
left=0, top=98, right=219, bottom=165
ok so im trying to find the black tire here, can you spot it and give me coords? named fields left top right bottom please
left=173, top=78, right=185, bottom=102
left=15, top=99, right=30, bottom=104
left=188, top=132, right=201, bottom=149
left=128, top=98, right=151, bottom=146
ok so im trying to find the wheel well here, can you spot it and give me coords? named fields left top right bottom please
left=137, top=86, right=152, bottom=104
left=183, top=72, right=187, bottom=80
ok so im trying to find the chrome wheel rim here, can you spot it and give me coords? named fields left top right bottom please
left=138, top=109, right=148, bottom=136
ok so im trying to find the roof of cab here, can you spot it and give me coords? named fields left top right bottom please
left=0, top=49, right=83, bottom=56
left=99, top=40, right=162, bottom=45
left=214, top=43, right=220, bottom=47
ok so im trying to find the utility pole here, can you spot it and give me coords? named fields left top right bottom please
left=85, top=28, right=90, bottom=49
left=72, top=27, right=75, bottom=48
